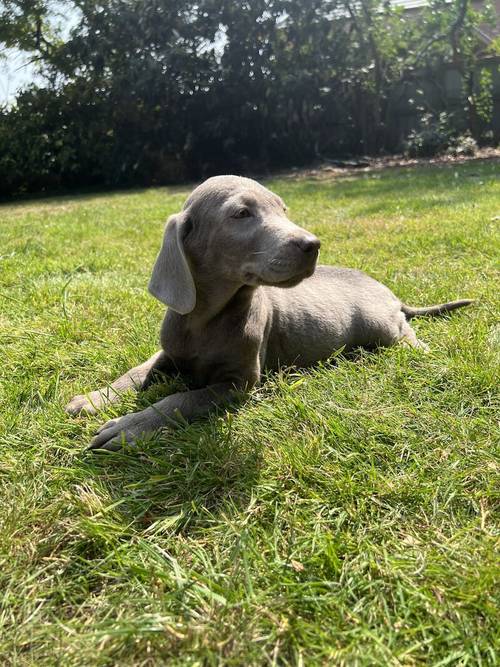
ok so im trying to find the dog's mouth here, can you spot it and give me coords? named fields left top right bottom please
left=242, top=252, right=318, bottom=288
left=254, top=265, right=316, bottom=288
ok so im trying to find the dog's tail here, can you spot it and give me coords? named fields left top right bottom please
left=401, top=299, right=474, bottom=319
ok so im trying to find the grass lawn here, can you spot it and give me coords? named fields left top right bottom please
left=0, top=160, right=499, bottom=666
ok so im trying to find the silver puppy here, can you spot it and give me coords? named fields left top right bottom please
left=66, top=175, right=472, bottom=450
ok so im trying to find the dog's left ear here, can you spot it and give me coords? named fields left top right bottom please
left=148, top=211, right=196, bottom=314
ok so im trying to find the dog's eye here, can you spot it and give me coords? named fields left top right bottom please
left=232, top=208, right=251, bottom=219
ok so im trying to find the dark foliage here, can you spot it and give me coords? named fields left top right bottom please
left=0, top=0, right=497, bottom=195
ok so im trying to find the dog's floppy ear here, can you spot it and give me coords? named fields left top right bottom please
left=148, top=212, right=196, bottom=314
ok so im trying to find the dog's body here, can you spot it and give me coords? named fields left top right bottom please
left=66, top=176, right=472, bottom=450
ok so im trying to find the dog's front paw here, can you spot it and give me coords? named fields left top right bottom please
left=65, top=392, right=101, bottom=416
left=88, top=410, right=158, bottom=451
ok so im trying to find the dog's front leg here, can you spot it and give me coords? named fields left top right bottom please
left=66, top=350, right=172, bottom=416
left=88, top=382, right=238, bottom=451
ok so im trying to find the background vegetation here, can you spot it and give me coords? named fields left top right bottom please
left=1, top=0, right=499, bottom=195
left=1, top=161, right=498, bottom=664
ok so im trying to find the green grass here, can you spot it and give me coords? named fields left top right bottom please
left=1, top=160, right=499, bottom=666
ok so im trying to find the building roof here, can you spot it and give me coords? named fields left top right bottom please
left=391, top=0, right=434, bottom=8
left=391, top=0, right=500, bottom=42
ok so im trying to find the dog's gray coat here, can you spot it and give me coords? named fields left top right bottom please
left=66, top=176, right=472, bottom=450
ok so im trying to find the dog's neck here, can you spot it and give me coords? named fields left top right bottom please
left=186, top=279, right=257, bottom=328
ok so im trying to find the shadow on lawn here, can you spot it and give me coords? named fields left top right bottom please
left=4, top=155, right=498, bottom=211
left=81, top=401, right=265, bottom=534
left=0, top=182, right=192, bottom=209
left=77, top=351, right=372, bottom=534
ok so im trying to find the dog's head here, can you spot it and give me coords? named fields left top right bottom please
left=149, top=175, right=320, bottom=314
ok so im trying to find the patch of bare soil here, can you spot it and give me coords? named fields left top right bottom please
left=277, top=147, right=500, bottom=181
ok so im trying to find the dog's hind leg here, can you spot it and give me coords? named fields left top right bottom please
left=398, top=317, right=430, bottom=352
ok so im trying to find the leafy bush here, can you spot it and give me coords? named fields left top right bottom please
left=0, top=0, right=495, bottom=195
left=446, top=133, right=478, bottom=157
left=404, top=113, right=454, bottom=158
left=404, top=113, right=479, bottom=159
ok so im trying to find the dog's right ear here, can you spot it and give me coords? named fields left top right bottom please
left=148, top=212, right=196, bottom=314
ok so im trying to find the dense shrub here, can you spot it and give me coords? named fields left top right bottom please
left=0, top=0, right=497, bottom=196
left=404, top=113, right=479, bottom=158
left=447, top=133, right=478, bottom=156
left=404, top=113, right=454, bottom=158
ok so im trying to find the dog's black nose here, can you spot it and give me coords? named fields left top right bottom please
left=294, top=235, right=321, bottom=254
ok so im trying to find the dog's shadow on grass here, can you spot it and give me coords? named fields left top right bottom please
left=81, top=397, right=265, bottom=535
left=78, top=350, right=370, bottom=533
